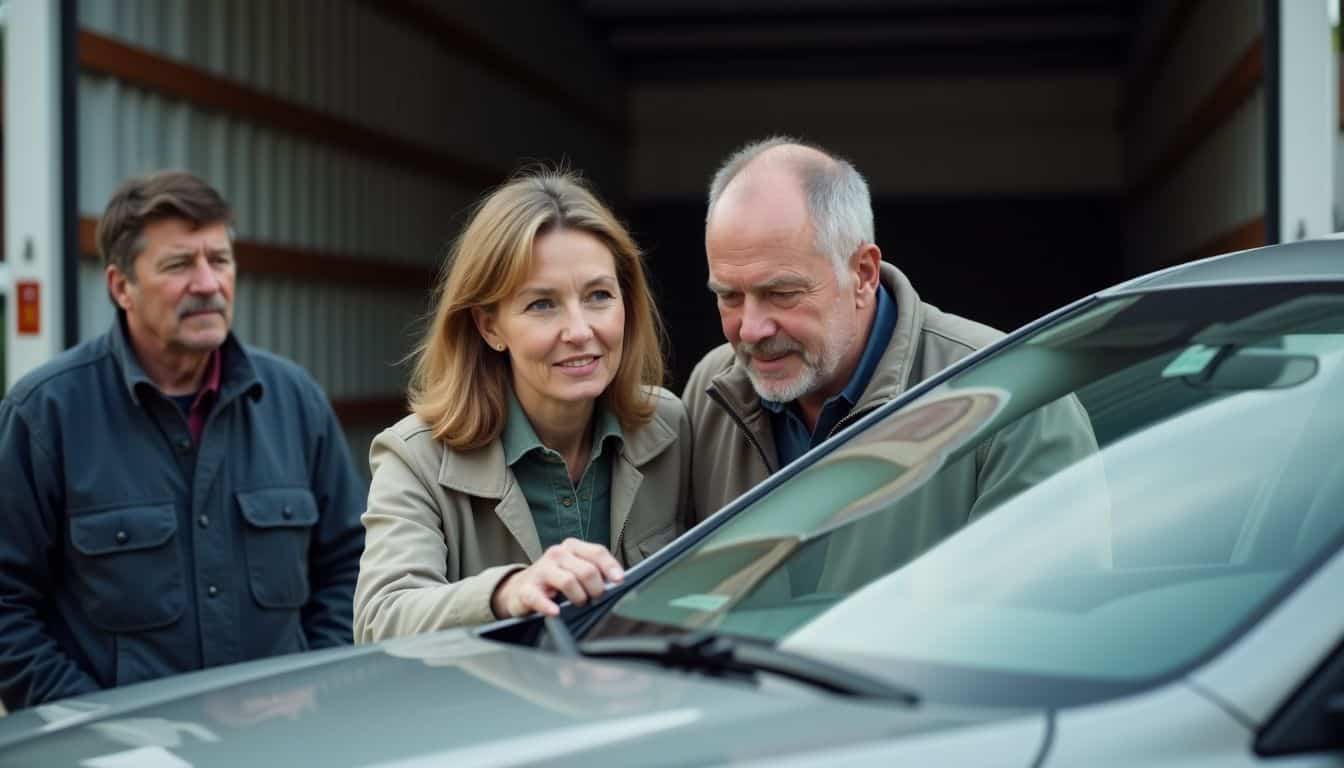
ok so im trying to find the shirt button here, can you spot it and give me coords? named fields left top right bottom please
left=281, top=505, right=293, bottom=520
left=114, top=530, right=129, bottom=545
left=561, top=497, right=574, bottom=507
left=207, top=585, right=219, bottom=597
left=175, top=438, right=193, bottom=454
left=198, top=514, right=210, bottom=528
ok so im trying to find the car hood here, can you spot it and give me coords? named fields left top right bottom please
left=0, top=630, right=1043, bottom=767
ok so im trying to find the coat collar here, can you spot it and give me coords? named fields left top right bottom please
left=436, top=392, right=678, bottom=497
left=434, top=390, right=680, bottom=561
left=859, top=262, right=923, bottom=412
left=110, top=316, right=263, bottom=408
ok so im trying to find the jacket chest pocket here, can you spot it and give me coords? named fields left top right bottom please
left=68, top=503, right=184, bottom=632
left=237, top=488, right=319, bottom=609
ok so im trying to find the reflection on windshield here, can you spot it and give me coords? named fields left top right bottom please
left=591, top=286, right=1344, bottom=704
left=705, top=389, right=1007, bottom=552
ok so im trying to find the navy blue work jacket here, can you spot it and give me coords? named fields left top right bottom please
left=0, top=319, right=366, bottom=710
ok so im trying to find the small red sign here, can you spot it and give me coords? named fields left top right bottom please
left=17, top=280, right=40, bottom=335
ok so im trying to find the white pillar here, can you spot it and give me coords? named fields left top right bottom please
left=1333, top=0, right=1343, bottom=233
left=1276, top=0, right=1334, bottom=241
left=4, top=0, right=65, bottom=390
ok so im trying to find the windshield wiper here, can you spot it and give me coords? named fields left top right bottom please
left=542, top=615, right=580, bottom=657
left=579, top=631, right=918, bottom=705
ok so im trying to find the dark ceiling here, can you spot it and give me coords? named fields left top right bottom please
left=577, top=0, right=1140, bottom=81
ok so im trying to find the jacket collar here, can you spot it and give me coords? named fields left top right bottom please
left=439, top=391, right=678, bottom=498
left=110, top=316, right=263, bottom=407
left=435, top=391, right=680, bottom=561
left=605, top=393, right=679, bottom=552
left=616, top=392, right=678, bottom=466
left=433, top=440, right=547, bottom=560
left=710, top=262, right=924, bottom=423
left=858, top=262, right=923, bottom=412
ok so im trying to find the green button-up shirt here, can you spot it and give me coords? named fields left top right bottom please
left=502, top=391, right=624, bottom=551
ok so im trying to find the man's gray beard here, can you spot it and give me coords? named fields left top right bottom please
left=734, top=280, right=860, bottom=405
left=737, top=330, right=847, bottom=404
left=743, top=354, right=818, bottom=403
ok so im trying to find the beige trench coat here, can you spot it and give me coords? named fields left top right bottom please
left=354, top=387, right=692, bottom=643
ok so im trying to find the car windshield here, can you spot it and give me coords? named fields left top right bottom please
left=587, top=283, right=1344, bottom=707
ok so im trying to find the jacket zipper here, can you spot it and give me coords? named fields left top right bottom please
left=826, top=405, right=880, bottom=441
left=708, top=387, right=775, bottom=473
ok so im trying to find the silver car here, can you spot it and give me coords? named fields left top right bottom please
left=3, top=239, right=1343, bottom=767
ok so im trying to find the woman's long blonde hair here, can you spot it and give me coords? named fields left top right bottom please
left=410, top=170, right=665, bottom=450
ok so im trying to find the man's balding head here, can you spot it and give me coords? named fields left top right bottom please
left=707, top=137, right=874, bottom=276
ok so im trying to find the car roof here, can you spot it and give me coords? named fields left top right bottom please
left=1102, top=238, right=1344, bottom=295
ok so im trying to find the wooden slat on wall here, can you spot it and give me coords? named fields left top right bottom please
left=332, top=397, right=408, bottom=427
left=1129, top=37, right=1263, bottom=206
left=78, top=30, right=502, bottom=189
left=78, top=217, right=436, bottom=291
left=1168, top=216, right=1267, bottom=267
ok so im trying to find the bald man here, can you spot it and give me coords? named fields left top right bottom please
left=683, top=137, right=1097, bottom=540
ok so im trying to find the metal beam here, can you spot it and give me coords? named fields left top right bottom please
left=1270, top=0, right=1334, bottom=242
left=4, top=0, right=66, bottom=388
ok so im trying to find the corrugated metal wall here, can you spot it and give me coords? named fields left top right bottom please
left=77, top=0, right=471, bottom=264
left=74, top=0, right=622, bottom=473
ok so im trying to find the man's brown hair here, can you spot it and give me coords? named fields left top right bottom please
left=96, top=170, right=232, bottom=279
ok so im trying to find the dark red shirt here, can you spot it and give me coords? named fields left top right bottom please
left=186, top=349, right=223, bottom=443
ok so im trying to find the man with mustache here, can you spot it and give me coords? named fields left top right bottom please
left=0, top=171, right=365, bottom=710
left=684, top=138, right=1097, bottom=552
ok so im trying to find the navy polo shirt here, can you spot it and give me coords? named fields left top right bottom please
left=762, top=283, right=897, bottom=467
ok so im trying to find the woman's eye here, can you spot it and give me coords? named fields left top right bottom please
left=588, top=289, right=616, bottom=302
left=525, top=298, right=555, bottom=312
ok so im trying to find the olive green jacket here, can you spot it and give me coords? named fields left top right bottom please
left=683, top=262, right=1097, bottom=528
left=354, top=388, right=691, bottom=643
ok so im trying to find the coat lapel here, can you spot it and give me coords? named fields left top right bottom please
left=607, top=456, right=644, bottom=554
left=607, top=396, right=677, bottom=553
left=438, top=439, right=543, bottom=562
left=710, top=361, right=780, bottom=473
left=437, top=390, right=680, bottom=563
left=495, top=482, right=543, bottom=562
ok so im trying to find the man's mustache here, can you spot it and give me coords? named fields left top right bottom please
left=177, top=294, right=229, bottom=318
left=737, top=335, right=803, bottom=359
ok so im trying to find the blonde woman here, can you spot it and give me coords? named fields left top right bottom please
left=354, top=171, right=691, bottom=641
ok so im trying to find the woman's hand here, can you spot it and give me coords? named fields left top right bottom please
left=490, top=538, right=625, bottom=619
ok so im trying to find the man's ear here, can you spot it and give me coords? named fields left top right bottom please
left=851, top=243, right=882, bottom=308
left=106, top=265, right=136, bottom=311
left=470, top=305, right=503, bottom=351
